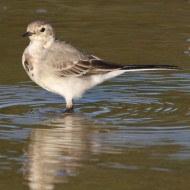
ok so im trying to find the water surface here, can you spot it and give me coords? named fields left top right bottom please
left=0, top=0, right=190, bottom=190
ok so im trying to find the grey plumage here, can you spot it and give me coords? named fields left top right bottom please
left=22, top=20, right=180, bottom=112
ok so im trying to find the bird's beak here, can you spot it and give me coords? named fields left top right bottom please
left=22, top=31, right=33, bottom=37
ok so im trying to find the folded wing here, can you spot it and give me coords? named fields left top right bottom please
left=52, top=56, right=123, bottom=77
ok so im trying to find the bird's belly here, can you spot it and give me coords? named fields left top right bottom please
left=32, top=75, right=93, bottom=99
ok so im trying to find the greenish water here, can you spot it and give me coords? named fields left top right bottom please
left=0, top=0, right=190, bottom=190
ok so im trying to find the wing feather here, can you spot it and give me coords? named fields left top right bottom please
left=52, top=57, right=122, bottom=77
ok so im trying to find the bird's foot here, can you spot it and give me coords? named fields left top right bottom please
left=64, top=106, right=74, bottom=113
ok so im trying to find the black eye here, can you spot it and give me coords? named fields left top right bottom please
left=40, top=27, right=45, bottom=32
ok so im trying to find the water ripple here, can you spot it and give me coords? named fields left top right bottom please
left=0, top=72, right=190, bottom=157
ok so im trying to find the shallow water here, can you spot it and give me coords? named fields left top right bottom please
left=1, top=0, right=190, bottom=190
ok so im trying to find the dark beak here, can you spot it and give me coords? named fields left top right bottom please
left=22, top=31, right=33, bottom=37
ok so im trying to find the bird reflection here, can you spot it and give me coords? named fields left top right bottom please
left=24, top=114, right=92, bottom=190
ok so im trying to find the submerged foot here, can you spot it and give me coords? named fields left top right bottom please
left=65, top=100, right=74, bottom=113
left=64, top=106, right=74, bottom=113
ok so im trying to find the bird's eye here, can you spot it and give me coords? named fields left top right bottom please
left=40, top=27, right=45, bottom=32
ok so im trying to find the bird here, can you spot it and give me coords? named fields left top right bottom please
left=22, top=20, right=180, bottom=112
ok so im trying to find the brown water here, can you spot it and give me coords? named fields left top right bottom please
left=0, top=0, right=190, bottom=190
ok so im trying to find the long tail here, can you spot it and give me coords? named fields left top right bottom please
left=89, top=64, right=180, bottom=87
left=121, top=65, right=181, bottom=71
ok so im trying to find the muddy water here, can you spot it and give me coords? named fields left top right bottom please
left=0, top=0, right=190, bottom=190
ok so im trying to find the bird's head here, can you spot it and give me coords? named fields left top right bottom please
left=23, top=20, right=55, bottom=46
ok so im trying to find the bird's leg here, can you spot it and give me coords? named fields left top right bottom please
left=65, top=98, right=74, bottom=113
left=65, top=105, right=74, bottom=113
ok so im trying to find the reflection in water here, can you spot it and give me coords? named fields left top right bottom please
left=24, top=114, right=90, bottom=190
left=1, top=0, right=190, bottom=189
left=1, top=73, right=190, bottom=190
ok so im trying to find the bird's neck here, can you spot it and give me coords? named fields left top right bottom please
left=29, top=39, right=43, bottom=48
left=30, top=37, right=55, bottom=50
left=43, top=37, right=54, bottom=48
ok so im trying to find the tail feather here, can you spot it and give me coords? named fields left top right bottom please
left=121, top=65, right=181, bottom=71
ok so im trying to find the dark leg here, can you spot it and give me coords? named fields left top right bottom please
left=65, top=105, right=74, bottom=113
left=65, top=98, right=74, bottom=113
